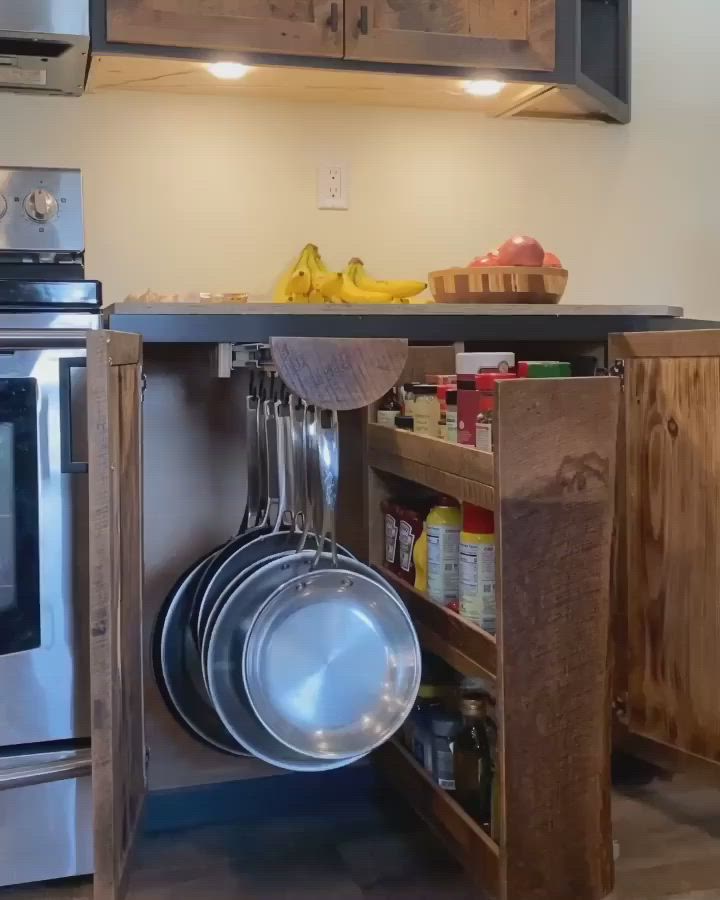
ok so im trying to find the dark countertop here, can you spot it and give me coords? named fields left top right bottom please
left=105, top=301, right=711, bottom=345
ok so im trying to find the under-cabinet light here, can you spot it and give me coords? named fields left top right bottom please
left=463, top=79, right=505, bottom=97
left=206, top=62, right=251, bottom=80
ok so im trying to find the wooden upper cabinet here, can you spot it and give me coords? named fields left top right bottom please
left=107, top=0, right=344, bottom=58
left=344, top=0, right=556, bottom=70
left=88, top=332, right=146, bottom=900
left=610, top=329, right=720, bottom=772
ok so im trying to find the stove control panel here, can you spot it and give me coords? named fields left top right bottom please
left=0, top=168, right=83, bottom=256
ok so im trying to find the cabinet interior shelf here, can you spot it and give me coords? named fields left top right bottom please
left=379, top=566, right=497, bottom=682
left=375, top=738, right=500, bottom=898
left=367, top=423, right=494, bottom=509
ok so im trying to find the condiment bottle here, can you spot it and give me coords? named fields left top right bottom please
left=380, top=499, right=399, bottom=574
left=396, top=503, right=425, bottom=585
left=377, top=388, right=402, bottom=426
left=459, top=504, right=496, bottom=633
left=426, top=497, right=461, bottom=608
left=453, top=696, right=494, bottom=831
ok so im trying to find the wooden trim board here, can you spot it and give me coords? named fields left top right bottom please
left=379, top=566, right=497, bottom=681
left=495, top=376, right=619, bottom=900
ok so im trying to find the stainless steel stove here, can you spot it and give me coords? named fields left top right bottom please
left=0, top=167, right=99, bottom=888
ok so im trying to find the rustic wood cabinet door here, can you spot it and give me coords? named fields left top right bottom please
left=610, top=330, right=720, bottom=774
left=345, top=0, right=556, bottom=70
left=87, top=332, right=146, bottom=900
left=107, top=0, right=343, bottom=58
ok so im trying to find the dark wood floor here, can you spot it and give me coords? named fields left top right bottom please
left=4, top=778, right=720, bottom=899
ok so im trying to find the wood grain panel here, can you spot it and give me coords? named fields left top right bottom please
left=495, top=376, right=618, bottom=900
left=88, top=332, right=146, bottom=900
left=271, top=337, right=408, bottom=410
left=369, top=448, right=495, bottom=510
left=346, top=0, right=555, bottom=71
left=611, top=329, right=720, bottom=360
left=469, top=0, right=529, bottom=41
left=368, top=424, right=494, bottom=487
left=107, top=0, right=343, bottom=57
left=373, top=0, right=469, bottom=35
left=625, top=357, right=720, bottom=763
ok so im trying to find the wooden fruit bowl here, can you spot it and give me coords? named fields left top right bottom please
left=429, top=265, right=568, bottom=304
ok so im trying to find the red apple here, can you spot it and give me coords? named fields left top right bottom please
left=496, top=235, right=545, bottom=267
left=543, top=251, right=563, bottom=268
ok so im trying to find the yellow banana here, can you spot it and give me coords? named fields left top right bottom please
left=348, top=257, right=426, bottom=299
left=287, top=267, right=312, bottom=297
left=274, top=244, right=313, bottom=302
left=315, top=271, right=344, bottom=301
left=338, top=270, right=393, bottom=304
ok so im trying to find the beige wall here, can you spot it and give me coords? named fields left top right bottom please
left=0, top=0, right=717, bottom=317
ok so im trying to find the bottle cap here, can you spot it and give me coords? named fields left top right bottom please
left=394, top=415, right=414, bottom=431
left=456, top=352, right=515, bottom=375
left=462, top=503, right=494, bottom=534
left=404, top=383, right=437, bottom=396
left=446, top=389, right=457, bottom=404
left=434, top=495, right=459, bottom=508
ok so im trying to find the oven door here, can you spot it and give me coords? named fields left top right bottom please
left=0, top=336, right=90, bottom=746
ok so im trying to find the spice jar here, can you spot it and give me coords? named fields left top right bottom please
left=458, top=372, right=516, bottom=447
left=472, top=373, right=517, bottom=452
left=430, top=710, right=463, bottom=790
left=404, top=384, right=441, bottom=437
left=459, top=504, right=496, bottom=633
left=517, top=360, right=572, bottom=378
left=426, top=497, right=461, bottom=608
left=377, top=388, right=402, bottom=426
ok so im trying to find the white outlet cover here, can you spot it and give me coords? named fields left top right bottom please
left=317, top=163, right=349, bottom=210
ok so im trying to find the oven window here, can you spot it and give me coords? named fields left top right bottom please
left=0, top=379, right=40, bottom=655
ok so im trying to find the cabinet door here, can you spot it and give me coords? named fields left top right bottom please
left=610, top=330, right=720, bottom=772
left=87, top=332, right=146, bottom=900
left=107, top=0, right=343, bottom=58
left=345, top=0, right=556, bottom=70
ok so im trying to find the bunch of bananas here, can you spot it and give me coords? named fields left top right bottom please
left=273, top=244, right=427, bottom=304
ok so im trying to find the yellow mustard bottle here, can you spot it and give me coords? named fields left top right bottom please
left=425, top=497, right=461, bottom=607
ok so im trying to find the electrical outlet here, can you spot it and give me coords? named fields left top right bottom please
left=317, top=163, right=349, bottom=210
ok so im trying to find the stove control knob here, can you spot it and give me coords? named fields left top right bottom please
left=24, top=188, right=59, bottom=223
left=0, top=194, right=6, bottom=220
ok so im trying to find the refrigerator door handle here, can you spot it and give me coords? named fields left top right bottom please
left=0, top=749, right=91, bottom=791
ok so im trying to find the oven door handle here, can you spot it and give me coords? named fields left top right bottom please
left=0, top=749, right=92, bottom=791
left=59, top=356, right=89, bottom=474
left=0, top=330, right=88, bottom=349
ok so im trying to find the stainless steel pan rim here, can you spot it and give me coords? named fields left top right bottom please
left=156, top=557, right=251, bottom=757
left=206, top=550, right=367, bottom=772
left=242, top=568, right=422, bottom=761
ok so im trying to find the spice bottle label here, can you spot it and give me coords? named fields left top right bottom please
left=384, top=514, right=398, bottom=565
left=398, top=520, right=416, bottom=573
left=446, top=410, right=458, bottom=443
left=475, top=422, right=492, bottom=452
left=427, top=524, right=460, bottom=604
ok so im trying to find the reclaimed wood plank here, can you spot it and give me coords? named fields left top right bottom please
left=495, top=376, right=619, bottom=900
left=88, top=332, right=146, bottom=900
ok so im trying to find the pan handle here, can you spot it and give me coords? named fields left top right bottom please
left=260, top=399, right=280, bottom=528
left=313, top=408, right=339, bottom=568
left=244, top=394, right=261, bottom=529
left=289, top=397, right=307, bottom=531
